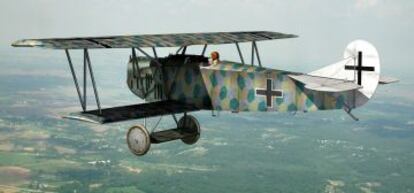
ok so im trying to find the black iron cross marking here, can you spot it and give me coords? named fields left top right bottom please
left=344, top=51, right=375, bottom=85
left=256, top=79, right=283, bottom=108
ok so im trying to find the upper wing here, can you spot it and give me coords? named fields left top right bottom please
left=63, top=100, right=201, bottom=124
left=289, top=74, right=362, bottom=92
left=12, top=31, right=298, bottom=49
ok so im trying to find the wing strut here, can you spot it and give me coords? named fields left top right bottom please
left=85, top=49, right=102, bottom=114
left=152, top=47, right=158, bottom=58
left=65, top=50, right=84, bottom=110
left=235, top=42, right=245, bottom=65
left=251, top=41, right=262, bottom=67
left=234, top=41, right=262, bottom=67
left=65, top=49, right=102, bottom=114
left=252, top=41, right=262, bottom=67
left=176, top=46, right=183, bottom=54
left=201, top=44, right=207, bottom=56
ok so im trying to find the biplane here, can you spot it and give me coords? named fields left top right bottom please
left=12, top=31, right=398, bottom=156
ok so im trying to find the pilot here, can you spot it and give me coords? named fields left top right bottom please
left=210, top=51, right=220, bottom=66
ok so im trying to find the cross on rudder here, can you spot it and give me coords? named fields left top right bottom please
left=344, top=51, right=375, bottom=85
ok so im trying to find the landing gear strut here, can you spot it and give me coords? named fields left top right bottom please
left=126, top=114, right=200, bottom=156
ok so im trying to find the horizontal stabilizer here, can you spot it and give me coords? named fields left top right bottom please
left=289, top=74, right=362, bottom=92
left=379, top=76, right=399, bottom=85
left=309, top=40, right=380, bottom=99
left=63, top=100, right=200, bottom=124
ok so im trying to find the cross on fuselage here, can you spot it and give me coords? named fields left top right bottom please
left=256, top=79, right=283, bottom=108
left=344, top=51, right=375, bottom=85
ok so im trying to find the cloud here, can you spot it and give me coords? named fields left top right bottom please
left=262, top=128, right=297, bottom=143
left=353, top=0, right=407, bottom=18
left=0, top=68, right=70, bottom=79
left=325, top=180, right=345, bottom=193
left=355, top=0, right=379, bottom=9
left=176, top=146, right=208, bottom=157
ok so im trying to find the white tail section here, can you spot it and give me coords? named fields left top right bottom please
left=309, top=40, right=381, bottom=100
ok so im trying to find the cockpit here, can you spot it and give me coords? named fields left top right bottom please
left=153, top=54, right=209, bottom=67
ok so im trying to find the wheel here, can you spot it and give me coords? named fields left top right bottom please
left=178, top=115, right=200, bottom=145
left=126, top=124, right=151, bottom=156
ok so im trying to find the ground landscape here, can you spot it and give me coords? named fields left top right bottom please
left=0, top=49, right=413, bottom=193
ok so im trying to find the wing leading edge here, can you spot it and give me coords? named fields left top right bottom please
left=63, top=100, right=201, bottom=124
left=12, top=31, right=298, bottom=49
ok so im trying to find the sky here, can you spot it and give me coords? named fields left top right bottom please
left=0, top=0, right=413, bottom=79
left=1, top=2, right=414, bottom=192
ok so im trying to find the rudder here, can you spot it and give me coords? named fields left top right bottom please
left=309, top=40, right=381, bottom=102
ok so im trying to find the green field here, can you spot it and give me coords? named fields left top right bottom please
left=0, top=52, right=413, bottom=193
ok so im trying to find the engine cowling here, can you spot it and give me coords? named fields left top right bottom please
left=126, top=56, right=164, bottom=101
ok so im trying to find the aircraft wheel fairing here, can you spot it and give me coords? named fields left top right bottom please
left=126, top=125, right=151, bottom=156
left=178, top=115, right=200, bottom=145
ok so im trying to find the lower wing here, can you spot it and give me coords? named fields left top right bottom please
left=63, top=100, right=200, bottom=124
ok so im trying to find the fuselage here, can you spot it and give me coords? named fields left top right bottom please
left=127, top=54, right=359, bottom=113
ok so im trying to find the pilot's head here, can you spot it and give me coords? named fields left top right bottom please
left=211, top=51, right=220, bottom=61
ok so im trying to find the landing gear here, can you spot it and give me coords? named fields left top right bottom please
left=126, top=114, right=201, bottom=156
left=126, top=125, right=151, bottom=156
left=178, top=115, right=200, bottom=145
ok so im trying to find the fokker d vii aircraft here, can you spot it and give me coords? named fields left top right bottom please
left=12, top=31, right=398, bottom=156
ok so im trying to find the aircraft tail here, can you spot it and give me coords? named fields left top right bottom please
left=309, top=40, right=384, bottom=105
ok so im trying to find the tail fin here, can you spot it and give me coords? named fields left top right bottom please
left=309, top=40, right=381, bottom=101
